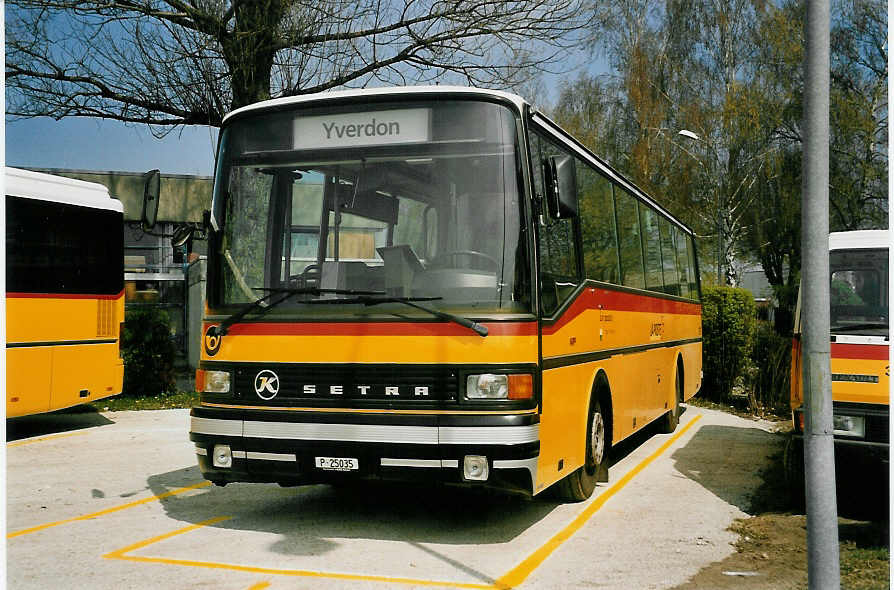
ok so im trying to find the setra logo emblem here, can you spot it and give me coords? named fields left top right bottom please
left=204, top=326, right=222, bottom=357
left=254, top=370, right=280, bottom=400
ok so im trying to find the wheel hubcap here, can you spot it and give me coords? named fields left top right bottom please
left=590, top=411, right=605, bottom=465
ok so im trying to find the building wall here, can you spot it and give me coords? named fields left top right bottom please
left=31, top=168, right=212, bottom=222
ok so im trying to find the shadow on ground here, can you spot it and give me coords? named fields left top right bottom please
left=139, top=409, right=692, bottom=579
left=7, top=406, right=114, bottom=442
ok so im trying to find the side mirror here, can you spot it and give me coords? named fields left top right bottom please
left=544, top=155, right=578, bottom=219
left=141, top=169, right=161, bottom=229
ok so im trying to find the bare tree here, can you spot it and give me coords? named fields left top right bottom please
left=6, top=0, right=587, bottom=133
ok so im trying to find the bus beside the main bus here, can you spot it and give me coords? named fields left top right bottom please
left=6, top=167, right=125, bottom=418
left=789, top=230, right=890, bottom=475
left=189, top=87, right=702, bottom=500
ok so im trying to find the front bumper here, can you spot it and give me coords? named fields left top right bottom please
left=189, top=406, right=540, bottom=494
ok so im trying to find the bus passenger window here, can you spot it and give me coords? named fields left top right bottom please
left=640, top=205, right=664, bottom=292
left=674, top=226, right=692, bottom=299
left=615, top=189, right=645, bottom=290
left=658, top=217, right=679, bottom=295
left=578, top=165, right=619, bottom=284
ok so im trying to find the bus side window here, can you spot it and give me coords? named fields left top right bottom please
left=674, top=226, right=692, bottom=299
left=640, top=205, right=664, bottom=292
left=578, top=165, right=619, bottom=284
left=530, top=130, right=581, bottom=315
left=615, top=188, right=646, bottom=290
left=658, top=217, right=678, bottom=296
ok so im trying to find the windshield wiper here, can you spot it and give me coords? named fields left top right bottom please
left=212, top=287, right=386, bottom=337
left=307, top=295, right=489, bottom=337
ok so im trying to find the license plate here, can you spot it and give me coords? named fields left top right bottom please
left=315, top=456, right=359, bottom=471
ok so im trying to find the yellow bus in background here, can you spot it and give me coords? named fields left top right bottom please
left=5, top=167, right=125, bottom=418
left=790, top=230, right=890, bottom=461
left=188, top=87, right=702, bottom=501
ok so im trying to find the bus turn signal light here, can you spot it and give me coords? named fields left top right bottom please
left=508, top=374, right=534, bottom=400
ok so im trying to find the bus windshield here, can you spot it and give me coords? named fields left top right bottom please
left=213, top=100, right=530, bottom=317
left=830, top=248, right=889, bottom=336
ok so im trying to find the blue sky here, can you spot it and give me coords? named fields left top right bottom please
left=4, top=58, right=605, bottom=177
left=5, top=117, right=219, bottom=176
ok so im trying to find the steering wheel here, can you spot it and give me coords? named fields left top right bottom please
left=428, top=250, right=499, bottom=271
left=289, top=263, right=321, bottom=288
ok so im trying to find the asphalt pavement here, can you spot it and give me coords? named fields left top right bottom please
left=6, top=405, right=782, bottom=589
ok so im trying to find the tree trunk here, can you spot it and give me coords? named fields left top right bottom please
left=222, top=0, right=286, bottom=111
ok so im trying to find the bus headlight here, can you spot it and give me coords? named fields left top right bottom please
left=201, top=370, right=231, bottom=394
left=832, top=415, right=865, bottom=438
left=465, top=374, right=533, bottom=400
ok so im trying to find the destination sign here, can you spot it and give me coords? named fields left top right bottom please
left=294, top=108, right=431, bottom=149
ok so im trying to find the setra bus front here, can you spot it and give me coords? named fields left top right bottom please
left=190, top=89, right=541, bottom=494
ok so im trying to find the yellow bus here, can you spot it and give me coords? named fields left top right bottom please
left=5, top=167, right=125, bottom=418
left=188, top=87, right=702, bottom=500
left=790, top=230, right=889, bottom=468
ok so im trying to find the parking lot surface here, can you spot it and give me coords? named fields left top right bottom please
left=7, top=406, right=780, bottom=589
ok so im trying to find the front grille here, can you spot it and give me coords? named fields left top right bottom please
left=232, top=364, right=459, bottom=403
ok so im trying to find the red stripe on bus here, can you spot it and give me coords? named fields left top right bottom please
left=831, top=343, right=889, bottom=361
left=543, top=287, right=701, bottom=335
left=221, top=321, right=539, bottom=337
left=6, top=290, right=125, bottom=300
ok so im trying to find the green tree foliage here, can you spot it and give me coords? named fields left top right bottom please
left=122, top=307, right=177, bottom=397
left=701, top=286, right=757, bottom=403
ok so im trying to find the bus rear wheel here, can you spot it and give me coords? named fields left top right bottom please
left=557, top=399, right=607, bottom=502
left=660, top=366, right=683, bottom=434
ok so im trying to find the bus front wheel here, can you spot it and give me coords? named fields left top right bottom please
left=558, top=399, right=608, bottom=502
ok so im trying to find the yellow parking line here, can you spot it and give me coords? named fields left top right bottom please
left=104, top=517, right=493, bottom=589
left=7, top=481, right=211, bottom=539
left=247, top=582, right=271, bottom=590
left=494, top=414, right=703, bottom=588
left=7, top=431, right=89, bottom=448
left=97, top=415, right=701, bottom=589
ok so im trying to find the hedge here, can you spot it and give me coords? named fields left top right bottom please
left=701, top=286, right=757, bottom=403
left=121, top=307, right=177, bottom=397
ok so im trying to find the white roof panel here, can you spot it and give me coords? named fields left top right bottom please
left=829, top=229, right=891, bottom=251
left=5, top=167, right=123, bottom=213
left=222, top=86, right=529, bottom=124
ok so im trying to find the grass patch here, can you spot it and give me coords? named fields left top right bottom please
left=90, top=390, right=200, bottom=411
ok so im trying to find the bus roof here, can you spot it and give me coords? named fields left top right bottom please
left=829, top=229, right=891, bottom=251
left=5, top=167, right=123, bottom=213
left=222, top=86, right=529, bottom=124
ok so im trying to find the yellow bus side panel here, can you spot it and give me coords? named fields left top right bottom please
left=7, top=296, right=122, bottom=343
left=829, top=357, right=890, bottom=405
left=7, top=347, right=53, bottom=418
left=51, top=343, right=123, bottom=411
left=791, top=342, right=888, bottom=408
left=6, top=295, right=124, bottom=417
left=537, top=364, right=592, bottom=492
left=541, top=300, right=702, bottom=360
left=536, top=341, right=701, bottom=492
left=6, top=343, right=123, bottom=418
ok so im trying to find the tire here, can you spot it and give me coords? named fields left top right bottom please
left=557, top=399, right=607, bottom=502
left=660, top=366, right=683, bottom=434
